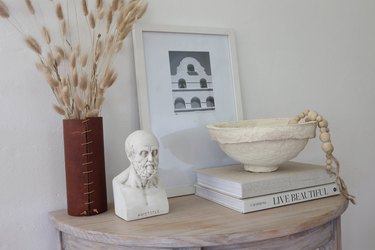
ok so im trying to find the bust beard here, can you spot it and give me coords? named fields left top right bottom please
left=133, top=162, right=158, bottom=188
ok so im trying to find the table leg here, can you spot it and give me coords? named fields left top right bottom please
left=318, top=217, right=342, bottom=250
left=56, top=230, right=63, bottom=250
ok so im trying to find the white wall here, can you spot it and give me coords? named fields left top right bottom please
left=0, top=0, right=374, bottom=249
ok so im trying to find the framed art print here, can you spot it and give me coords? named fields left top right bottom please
left=132, top=24, right=243, bottom=197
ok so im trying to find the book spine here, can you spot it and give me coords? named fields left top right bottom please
left=196, top=172, right=335, bottom=199
left=240, top=177, right=336, bottom=199
left=195, top=183, right=339, bottom=213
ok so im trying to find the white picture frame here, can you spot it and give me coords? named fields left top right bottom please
left=132, top=24, right=243, bottom=197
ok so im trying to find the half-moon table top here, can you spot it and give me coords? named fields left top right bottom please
left=49, top=194, right=348, bottom=248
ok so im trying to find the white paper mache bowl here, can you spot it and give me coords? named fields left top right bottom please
left=207, top=118, right=317, bottom=172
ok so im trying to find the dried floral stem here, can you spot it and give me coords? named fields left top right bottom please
left=96, top=0, right=103, bottom=10
left=1, top=0, right=148, bottom=119
left=72, top=0, right=81, bottom=47
left=0, top=0, right=9, bottom=18
left=56, top=1, right=64, bottom=20
left=24, top=35, right=42, bottom=54
left=81, top=0, right=88, bottom=16
left=25, top=0, right=35, bottom=15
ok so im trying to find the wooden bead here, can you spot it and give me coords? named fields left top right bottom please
left=318, top=119, right=328, bottom=128
left=326, top=158, right=332, bottom=165
left=307, top=111, right=318, bottom=121
left=316, top=115, right=323, bottom=122
left=303, top=109, right=310, bottom=116
left=322, top=142, right=334, bottom=154
left=293, top=115, right=301, bottom=121
left=288, top=119, right=299, bottom=124
left=326, top=164, right=332, bottom=171
left=319, top=132, right=331, bottom=142
left=298, top=113, right=305, bottom=119
left=320, top=127, right=330, bottom=133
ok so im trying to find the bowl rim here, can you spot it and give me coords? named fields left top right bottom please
left=206, top=118, right=317, bottom=130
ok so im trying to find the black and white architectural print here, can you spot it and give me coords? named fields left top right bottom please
left=168, top=51, right=215, bottom=113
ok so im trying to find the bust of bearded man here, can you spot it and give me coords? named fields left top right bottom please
left=113, top=130, right=169, bottom=221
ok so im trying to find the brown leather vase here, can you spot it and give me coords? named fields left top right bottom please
left=63, top=117, right=107, bottom=216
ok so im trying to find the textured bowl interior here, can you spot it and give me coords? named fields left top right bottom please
left=206, top=118, right=317, bottom=168
left=211, top=118, right=290, bottom=129
left=207, top=118, right=317, bottom=144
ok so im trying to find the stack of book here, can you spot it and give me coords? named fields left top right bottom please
left=195, top=161, right=339, bottom=213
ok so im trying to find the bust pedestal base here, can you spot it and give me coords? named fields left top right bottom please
left=113, top=184, right=169, bottom=221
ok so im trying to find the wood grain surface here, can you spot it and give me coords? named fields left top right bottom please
left=49, top=195, right=348, bottom=249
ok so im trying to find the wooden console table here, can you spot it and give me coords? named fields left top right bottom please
left=49, top=195, right=348, bottom=250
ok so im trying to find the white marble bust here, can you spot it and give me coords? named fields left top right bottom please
left=113, top=130, right=169, bottom=221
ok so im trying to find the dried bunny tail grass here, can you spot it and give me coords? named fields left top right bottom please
left=72, top=102, right=81, bottom=119
left=56, top=91, right=65, bottom=105
left=60, top=20, right=66, bottom=36
left=116, top=14, right=136, bottom=41
left=53, top=104, right=66, bottom=116
left=111, top=0, right=119, bottom=11
left=69, top=51, right=76, bottom=69
left=96, top=0, right=103, bottom=10
left=95, top=96, right=104, bottom=109
left=101, top=69, right=117, bottom=88
left=41, top=26, right=51, bottom=44
left=81, top=0, right=88, bottom=16
left=117, top=3, right=146, bottom=35
left=46, top=51, right=54, bottom=67
left=95, top=40, right=103, bottom=56
left=46, top=74, right=59, bottom=88
left=115, top=41, right=123, bottom=52
left=97, top=87, right=105, bottom=98
left=2, top=0, right=148, bottom=119
left=132, top=1, right=148, bottom=22
left=79, top=73, right=88, bottom=91
left=98, top=9, right=105, bottom=20
left=35, top=62, right=51, bottom=74
left=62, top=86, right=70, bottom=106
left=89, top=12, right=96, bottom=29
left=95, top=50, right=101, bottom=62
left=55, top=1, right=64, bottom=20
left=86, top=109, right=100, bottom=117
left=61, top=77, right=67, bottom=87
left=74, top=95, right=85, bottom=111
left=137, top=2, right=148, bottom=19
left=117, top=1, right=138, bottom=28
left=118, top=0, right=125, bottom=10
left=117, top=25, right=132, bottom=41
left=55, top=54, right=62, bottom=66
left=55, top=46, right=66, bottom=59
left=106, top=10, right=113, bottom=33
left=25, top=0, right=35, bottom=15
left=71, top=67, right=78, bottom=87
left=106, top=35, right=115, bottom=50
left=0, top=0, right=10, bottom=18
left=24, top=36, right=42, bottom=54
left=74, top=44, right=81, bottom=56
left=119, top=17, right=136, bottom=35
left=100, top=69, right=114, bottom=88
left=80, top=53, right=88, bottom=67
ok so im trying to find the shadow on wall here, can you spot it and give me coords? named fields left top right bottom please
left=160, top=127, right=228, bottom=166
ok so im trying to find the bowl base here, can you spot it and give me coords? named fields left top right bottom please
left=244, top=164, right=279, bottom=173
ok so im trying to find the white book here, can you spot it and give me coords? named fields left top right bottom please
left=195, top=182, right=340, bottom=213
left=196, top=161, right=335, bottom=199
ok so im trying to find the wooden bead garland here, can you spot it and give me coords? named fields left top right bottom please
left=288, top=109, right=356, bottom=204
left=319, top=132, right=330, bottom=142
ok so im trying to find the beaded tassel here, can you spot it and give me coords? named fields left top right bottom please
left=289, top=109, right=356, bottom=204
